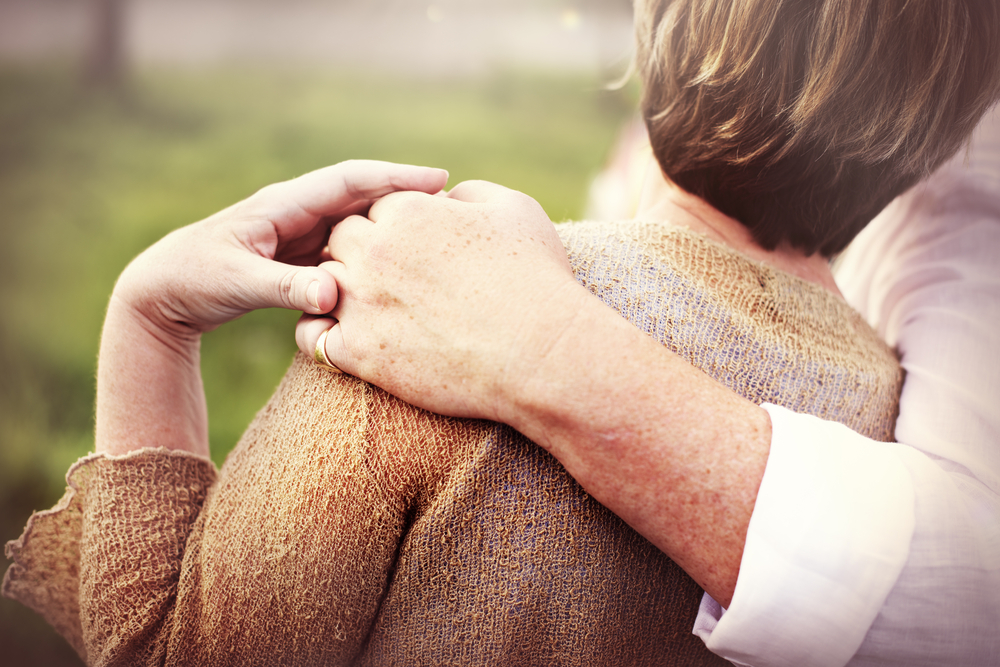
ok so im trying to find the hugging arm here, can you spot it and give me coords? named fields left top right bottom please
left=298, top=180, right=772, bottom=610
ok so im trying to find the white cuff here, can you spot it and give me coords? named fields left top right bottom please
left=694, top=404, right=916, bottom=667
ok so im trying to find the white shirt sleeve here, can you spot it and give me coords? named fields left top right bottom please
left=693, top=105, right=1000, bottom=667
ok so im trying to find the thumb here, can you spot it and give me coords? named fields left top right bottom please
left=241, top=254, right=339, bottom=314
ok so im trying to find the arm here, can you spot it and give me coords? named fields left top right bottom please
left=5, top=161, right=448, bottom=666
left=299, top=181, right=771, bottom=608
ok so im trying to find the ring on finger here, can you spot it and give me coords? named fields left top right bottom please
left=313, top=327, right=344, bottom=374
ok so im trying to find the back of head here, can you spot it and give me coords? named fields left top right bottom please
left=635, top=0, right=1000, bottom=256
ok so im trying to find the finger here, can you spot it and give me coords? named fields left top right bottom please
left=295, top=314, right=336, bottom=359
left=446, top=180, right=515, bottom=204
left=317, top=319, right=352, bottom=375
left=366, top=190, right=439, bottom=223
left=326, top=214, right=375, bottom=263
left=449, top=180, right=550, bottom=231
left=237, top=253, right=340, bottom=314
left=255, top=161, right=449, bottom=226
left=296, top=314, right=353, bottom=376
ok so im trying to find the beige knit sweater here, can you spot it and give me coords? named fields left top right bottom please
left=4, top=221, right=902, bottom=666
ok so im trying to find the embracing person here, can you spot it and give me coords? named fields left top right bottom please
left=5, top=1, right=1000, bottom=666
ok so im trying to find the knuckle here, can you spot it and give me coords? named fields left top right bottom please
left=524, top=196, right=546, bottom=218
left=240, top=183, right=281, bottom=215
left=276, top=269, right=298, bottom=308
left=375, top=190, right=423, bottom=218
left=387, top=189, right=423, bottom=206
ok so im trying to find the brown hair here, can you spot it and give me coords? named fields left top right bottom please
left=636, top=0, right=1000, bottom=255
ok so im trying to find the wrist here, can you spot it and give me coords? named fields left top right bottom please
left=493, top=284, right=631, bottom=446
left=106, top=282, right=202, bottom=350
left=97, top=292, right=208, bottom=457
left=112, top=246, right=206, bottom=342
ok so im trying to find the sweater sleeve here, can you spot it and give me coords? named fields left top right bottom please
left=5, top=355, right=476, bottom=666
left=3, top=449, right=217, bottom=666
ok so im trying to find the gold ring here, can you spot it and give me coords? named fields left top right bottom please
left=313, top=327, right=344, bottom=374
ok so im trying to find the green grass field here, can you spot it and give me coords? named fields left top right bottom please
left=0, top=65, right=634, bottom=664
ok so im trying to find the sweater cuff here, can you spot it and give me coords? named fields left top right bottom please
left=3, top=448, right=217, bottom=663
left=694, top=404, right=915, bottom=667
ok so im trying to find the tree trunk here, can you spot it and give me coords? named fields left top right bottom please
left=88, top=0, right=126, bottom=88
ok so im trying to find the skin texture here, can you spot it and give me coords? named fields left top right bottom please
left=295, top=170, right=807, bottom=607
left=96, top=160, right=449, bottom=459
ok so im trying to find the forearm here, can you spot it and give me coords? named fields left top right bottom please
left=96, top=292, right=208, bottom=457
left=500, top=283, right=771, bottom=607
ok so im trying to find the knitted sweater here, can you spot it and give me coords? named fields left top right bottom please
left=3, top=221, right=902, bottom=666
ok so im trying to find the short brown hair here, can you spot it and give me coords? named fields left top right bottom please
left=636, top=0, right=1000, bottom=255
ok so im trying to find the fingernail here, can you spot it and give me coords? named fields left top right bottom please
left=307, top=281, right=321, bottom=311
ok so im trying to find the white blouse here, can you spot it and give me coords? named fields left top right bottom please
left=693, top=105, right=1000, bottom=667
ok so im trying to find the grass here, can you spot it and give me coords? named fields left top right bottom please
left=0, top=64, right=634, bottom=664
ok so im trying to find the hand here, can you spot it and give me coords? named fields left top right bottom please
left=296, top=180, right=589, bottom=422
left=97, top=160, right=448, bottom=457
left=113, top=160, right=449, bottom=339
left=296, top=178, right=773, bottom=610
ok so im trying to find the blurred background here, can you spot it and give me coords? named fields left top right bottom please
left=0, top=0, right=636, bottom=663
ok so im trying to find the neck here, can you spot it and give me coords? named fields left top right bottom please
left=635, top=160, right=843, bottom=297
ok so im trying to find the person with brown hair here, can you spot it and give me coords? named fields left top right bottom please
left=295, top=1, right=1000, bottom=664
left=636, top=0, right=996, bottom=257
left=4, top=0, right=1000, bottom=665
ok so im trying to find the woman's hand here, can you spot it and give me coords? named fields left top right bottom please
left=295, top=180, right=588, bottom=422
left=97, top=160, right=448, bottom=457
left=115, top=161, right=449, bottom=338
